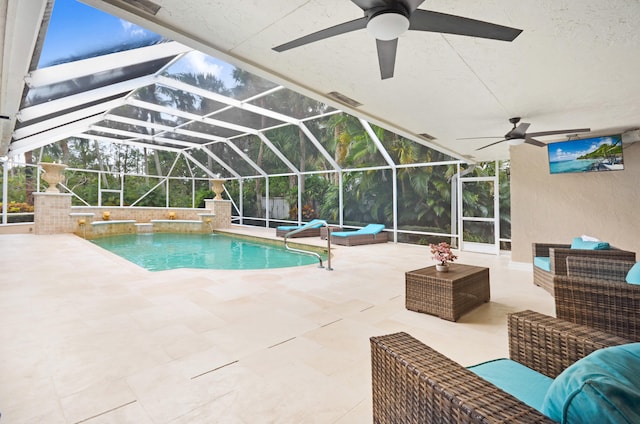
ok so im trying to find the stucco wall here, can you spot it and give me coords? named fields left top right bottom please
left=510, top=142, right=640, bottom=263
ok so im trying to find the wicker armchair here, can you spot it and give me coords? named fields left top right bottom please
left=554, top=256, right=640, bottom=340
left=370, top=310, right=631, bottom=423
left=532, top=242, right=635, bottom=295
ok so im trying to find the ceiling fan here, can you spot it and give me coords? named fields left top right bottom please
left=462, top=117, right=591, bottom=151
left=273, top=0, right=522, bottom=79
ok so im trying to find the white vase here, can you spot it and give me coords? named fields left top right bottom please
left=435, top=263, right=449, bottom=272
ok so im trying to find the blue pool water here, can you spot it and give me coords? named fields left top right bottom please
left=91, top=233, right=323, bottom=271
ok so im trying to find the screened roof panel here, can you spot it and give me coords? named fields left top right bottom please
left=228, top=72, right=279, bottom=102
left=375, top=127, right=456, bottom=164
left=85, top=129, right=129, bottom=140
left=38, top=0, right=164, bottom=69
left=263, top=125, right=330, bottom=173
left=160, top=131, right=210, bottom=145
left=305, top=114, right=388, bottom=168
left=186, top=147, right=231, bottom=179
left=162, top=52, right=234, bottom=93
left=207, top=142, right=260, bottom=177
left=209, top=107, right=285, bottom=130
left=25, top=57, right=173, bottom=108
left=181, top=121, right=242, bottom=139
left=15, top=93, right=124, bottom=129
left=150, top=139, right=190, bottom=150
left=229, top=135, right=291, bottom=175
left=246, top=88, right=336, bottom=119
left=109, top=104, right=190, bottom=127
left=162, top=53, right=278, bottom=101
left=99, top=118, right=161, bottom=135
left=341, top=139, right=388, bottom=169
left=6, top=0, right=462, bottom=179
left=151, top=83, right=227, bottom=115
left=304, top=115, right=338, bottom=162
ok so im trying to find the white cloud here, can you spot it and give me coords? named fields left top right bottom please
left=182, top=52, right=224, bottom=77
left=555, top=148, right=574, bottom=160
left=120, top=20, right=148, bottom=37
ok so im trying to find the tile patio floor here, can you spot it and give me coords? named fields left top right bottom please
left=0, top=227, right=554, bottom=423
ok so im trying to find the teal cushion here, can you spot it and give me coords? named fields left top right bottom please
left=541, top=343, right=640, bottom=424
left=306, top=219, right=325, bottom=229
left=571, top=237, right=610, bottom=250
left=330, top=231, right=354, bottom=238
left=277, top=219, right=324, bottom=231
left=626, top=263, right=640, bottom=285
left=277, top=225, right=298, bottom=231
left=534, top=256, right=551, bottom=272
left=331, top=224, right=384, bottom=237
left=358, top=224, right=385, bottom=235
left=468, top=358, right=553, bottom=413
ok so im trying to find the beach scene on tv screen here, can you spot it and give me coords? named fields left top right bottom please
left=548, top=135, right=624, bottom=174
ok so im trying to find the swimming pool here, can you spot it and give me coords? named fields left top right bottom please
left=90, top=233, right=324, bottom=271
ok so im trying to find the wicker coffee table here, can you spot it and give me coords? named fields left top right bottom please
left=405, top=263, right=490, bottom=321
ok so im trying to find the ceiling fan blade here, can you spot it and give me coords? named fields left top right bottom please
left=526, top=128, right=591, bottom=138
left=376, top=38, right=398, bottom=79
left=399, top=0, right=426, bottom=13
left=510, top=122, right=530, bottom=138
left=525, top=137, right=546, bottom=147
left=350, top=0, right=425, bottom=12
left=273, top=18, right=367, bottom=52
left=476, top=139, right=507, bottom=151
left=350, top=0, right=390, bottom=11
left=409, top=10, right=522, bottom=41
left=457, top=136, right=503, bottom=140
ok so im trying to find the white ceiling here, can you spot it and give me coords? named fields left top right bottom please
left=4, top=0, right=640, bottom=162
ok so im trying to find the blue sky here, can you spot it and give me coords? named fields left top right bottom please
left=548, top=136, right=619, bottom=162
left=38, top=0, right=236, bottom=85
left=38, top=0, right=160, bottom=67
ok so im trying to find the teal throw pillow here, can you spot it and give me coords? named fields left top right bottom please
left=626, top=263, right=640, bottom=285
left=571, top=237, right=610, bottom=250
left=541, top=343, right=640, bottom=424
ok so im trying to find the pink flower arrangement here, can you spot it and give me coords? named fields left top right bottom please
left=429, top=242, right=457, bottom=265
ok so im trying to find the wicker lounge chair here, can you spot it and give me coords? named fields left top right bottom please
left=532, top=242, right=635, bottom=295
left=275, top=219, right=324, bottom=238
left=555, top=256, right=640, bottom=340
left=330, top=223, right=388, bottom=246
left=371, top=310, right=632, bottom=424
left=320, top=226, right=343, bottom=240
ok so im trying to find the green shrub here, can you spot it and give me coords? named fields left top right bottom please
left=0, top=202, right=34, bottom=213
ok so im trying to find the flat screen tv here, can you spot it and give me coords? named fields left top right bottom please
left=547, top=134, right=624, bottom=174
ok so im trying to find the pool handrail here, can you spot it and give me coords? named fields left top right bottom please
left=283, top=220, right=332, bottom=270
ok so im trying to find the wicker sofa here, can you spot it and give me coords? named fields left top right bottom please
left=532, top=242, right=635, bottom=295
left=555, top=256, right=640, bottom=341
left=370, top=310, right=632, bottom=423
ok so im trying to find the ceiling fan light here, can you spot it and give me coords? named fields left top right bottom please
left=508, top=138, right=526, bottom=146
left=367, top=11, right=410, bottom=41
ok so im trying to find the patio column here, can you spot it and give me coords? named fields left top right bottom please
left=204, top=198, right=231, bottom=229
left=33, top=192, right=73, bottom=235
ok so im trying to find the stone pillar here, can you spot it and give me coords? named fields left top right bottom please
left=204, top=199, right=232, bottom=229
left=33, top=193, right=73, bottom=235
